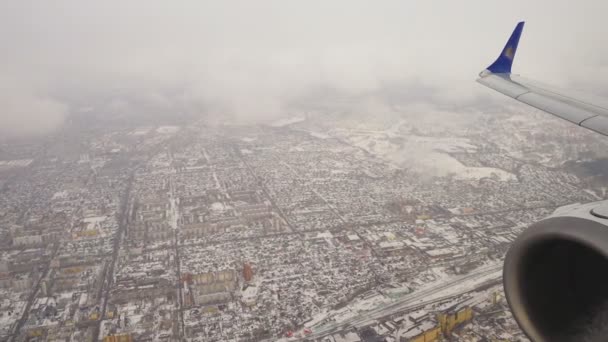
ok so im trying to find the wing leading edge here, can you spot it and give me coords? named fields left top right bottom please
left=477, top=22, right=608, bottom=136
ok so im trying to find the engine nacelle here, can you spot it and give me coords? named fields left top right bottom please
left=504, top=200, right=608, bottom=341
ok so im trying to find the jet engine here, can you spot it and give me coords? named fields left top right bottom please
left=504, top=201, right=608, bottom=341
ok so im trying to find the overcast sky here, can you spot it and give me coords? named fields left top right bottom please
left=1, top=0, right=608, bottom=136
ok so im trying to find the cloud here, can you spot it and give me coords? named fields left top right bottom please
left=0, top=76, right=68, bottom=138
left=1, top=0, right=608, bottom=136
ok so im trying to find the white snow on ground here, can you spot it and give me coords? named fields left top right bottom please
left=329, top=128, right=515, bottom=181
left=290, top=261, right=503, bottom=341
left=305, top=311, right=332, bottom=328
left=83, top=216, right=107, bottom=229
left=0, top=299, right=26, bottom=336
left=309, top=131, right=330, bottom=139
left=0, top=159, right=33, bottom=168
left=270, top=116, right=305, bottom=127
left=316, top=231, right=333, bottom=239
left=295, top=128, right=331, bottom=139
left=52, top=190, right=68, bottom=199
left=169, top=197, right=179, bottom=230
left=349, top=292, right=391, bottom=313
left=210, top=202, right=227, bottom=212
left=130, top=127, right=152, bottom=135
left=156, top=125, right=180, bottom=134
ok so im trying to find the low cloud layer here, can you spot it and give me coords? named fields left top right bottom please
left=0, top=75, right=68, bottom=137
left=1, top=0, right=608, bottom=136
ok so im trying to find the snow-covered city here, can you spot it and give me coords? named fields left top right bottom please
left=1, top=105, right=607, bottom=341
left=3, top=3, right=608, bottom=341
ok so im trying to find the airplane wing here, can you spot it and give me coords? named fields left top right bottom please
left=477, top=21, right=608, bottom=136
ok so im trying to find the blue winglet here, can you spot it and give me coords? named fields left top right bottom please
left=486, top=21, right=525, bottom=74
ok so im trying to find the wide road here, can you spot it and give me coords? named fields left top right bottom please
left=92, top=171, right=134, bottom=341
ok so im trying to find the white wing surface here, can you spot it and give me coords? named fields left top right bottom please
left=477, top=22, right=608, bottom=136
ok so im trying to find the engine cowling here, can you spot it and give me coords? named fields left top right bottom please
left=504, top=201, right=608, bottom=341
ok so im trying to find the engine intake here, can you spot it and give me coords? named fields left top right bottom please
left=504, top=203, right=608, bottom=342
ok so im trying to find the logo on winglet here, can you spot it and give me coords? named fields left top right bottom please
left=504, top=46, right=514, bottom=60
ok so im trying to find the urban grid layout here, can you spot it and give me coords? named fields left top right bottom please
left=1, top=108, right=607, bottom=342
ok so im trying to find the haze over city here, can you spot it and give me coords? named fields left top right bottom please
left=2, top=1, right=608, bottom=136
left=2, top=1, right=608, bottom=342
